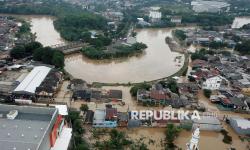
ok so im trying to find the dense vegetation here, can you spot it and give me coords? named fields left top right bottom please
left=15, top=19, right=32, bottom=38
left=173, top=29, right=186, bottom=41
left=165, top=124, right=181, bottom=149
left=54, top=14, right=107, bottom=41
left=0, top=0, right=83, bottom=16
left=10, top=41, right=42, bottom=59
left=167, top=80, right=179, bottom=95
left=0, top=0, right=110, bottom=42
left=241, top=23, right=250, bottom=30
left=235, top=40, right=250, bottom=54
left=130, top=82, right=151, bottom=97
left=221, top=129, right=232, bottom=144
left=182, top=13, right=234, bottom=26
left=203, top=89, right=212, bottom=98
left=94, top=129, right=149, bottom=150
left=191, top=49, right=210, bottom=61
left=82, top=43, right=147, bottom=59
left=67, top=111, right=89, bottom=150
left=33, top=47, right=64, bottom=68
left=10, top=41, right=65, bottom=68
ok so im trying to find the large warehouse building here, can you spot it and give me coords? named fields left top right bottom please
left=14, top=66, right=51, bottom=95
left=0, top=104, right=72, bottom=150
left=12, top=66, right=62, bottom=103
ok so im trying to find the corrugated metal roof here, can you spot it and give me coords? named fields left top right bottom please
left=14, top=66, right=51, bottom=94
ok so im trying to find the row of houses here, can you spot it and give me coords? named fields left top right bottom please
left=85, top=105, right=250, bottom=135
left=136, top=82, right=200, bottom=108
left=0, top=16, right=18, bottom=51
left=185, top=29, right=237, bottom=48
left=190, top=52, right=250, bottom=111
left=69, top=79, right=122, bottom=102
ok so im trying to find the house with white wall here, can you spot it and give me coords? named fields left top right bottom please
left=202, top=75, right=226, bottom=90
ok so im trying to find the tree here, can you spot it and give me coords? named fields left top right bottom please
left=203, top=89, right=212, bottom=98
left=80, top=104, right=89, bottom=113
left=167, top=80, right=179, bottom=94
left=235, top=40, right=250, bottom=54
left=33, top=47, right=44, bottom=61
left=41, top=47, right=54, bottom=64
left=94, top=129, right=132, bottom=150
left=174, top=30, right=186, bottom=41
left=10, top=46, right=26, bottom=59
left=130, top=82, right=151, bottom=97
left=24, top=41, right=42, bottom=54
left=191, top=49, right=208, bottom=61
left=165, top=124, right=181, bottom=149
left=75, top=143, right=89, bottom=150
left=52, top=51, right=64, bottom=68
left=73, top=119, right=85, bottom=135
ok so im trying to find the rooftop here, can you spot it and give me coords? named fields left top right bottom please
left=232, top=118, right=250, bottom=129
left=0, top=104, right=57, bottom=150
left=14, top=66, right=52, bottom=94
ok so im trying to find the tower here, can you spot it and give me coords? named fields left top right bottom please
left=186, top=127, right=200, bottom=150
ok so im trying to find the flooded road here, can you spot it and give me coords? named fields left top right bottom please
left=232, top=17, right=250, bottom=29
left=176, top=123, right=249, bottom=150
left=65, top=29, right=184, bottom=83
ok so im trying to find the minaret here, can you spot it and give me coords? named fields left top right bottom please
left=186, top=127, right=200, bottom=150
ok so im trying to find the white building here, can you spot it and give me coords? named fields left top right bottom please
left=14, top=66, right=51, bottom=95
left=171, top=16, right=182, bottom=24
left=191, top=0, right=230, bottom=13
left=202, top=75, right=224, bottom=90
left=149, top=11, right=162, bottom=23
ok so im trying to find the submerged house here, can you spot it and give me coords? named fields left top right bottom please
left=229, top=117, right=250, bottom=135
left=93, top=108, right=117, bottom=128
left=117, top=112, right=128, bottom=127
left=108, top=90, right=122, bottom=101
left=202, top=75, right=226, bottom=90
left=193, top=116, right=222, bottom=131
left=229, top=97, right=248, bottom=110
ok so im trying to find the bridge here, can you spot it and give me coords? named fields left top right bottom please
left=50, top=42, right=87, bottom=54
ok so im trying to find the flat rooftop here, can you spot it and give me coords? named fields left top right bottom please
left=0, top=104, right=57, bottom=150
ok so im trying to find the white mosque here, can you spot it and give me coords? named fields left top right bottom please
left=187, top=127, right=200, bottom=150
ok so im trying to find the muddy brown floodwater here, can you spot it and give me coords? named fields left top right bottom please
left=64, top=28, right=185, bottom=83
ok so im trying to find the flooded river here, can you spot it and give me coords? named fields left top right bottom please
left=11, top=15, right=184, bottom=83
left=25, top=15, right=66, bottom=46
left=64, top=29, right=184, bottom=83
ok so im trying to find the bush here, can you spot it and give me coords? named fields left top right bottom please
left=130, top=82, right=151, bottom=97
left=33, top=47, right=64, bottom=68
left=235, top=40, right=250, bottom=54
left=221, top=129, right=232, bottom=144
left=203, top=89, right=212, bottom=98
left=173, top=30, right=186, bottom=41
left=191, top=49, right=208, bottom=61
